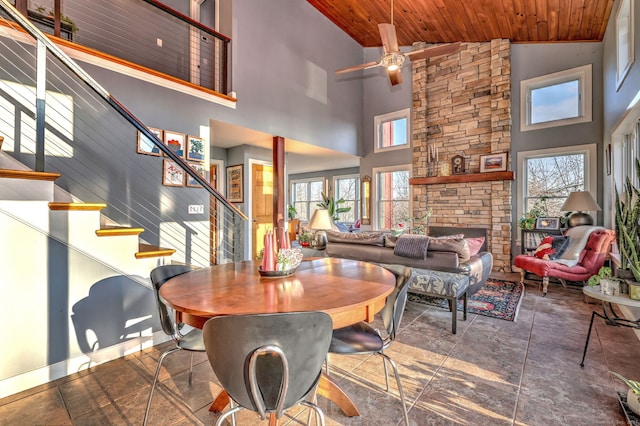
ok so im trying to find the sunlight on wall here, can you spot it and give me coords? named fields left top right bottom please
left=0, top=79, right=74, bottom=157
left=160, top=220, right=210, bottom=267
left=305, top=60, right=328, bottom=104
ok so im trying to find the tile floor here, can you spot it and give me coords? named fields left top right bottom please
left=1, top=273, right=639, bottom=425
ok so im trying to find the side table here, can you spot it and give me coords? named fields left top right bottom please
left=580, top=285, right=640, bottom=366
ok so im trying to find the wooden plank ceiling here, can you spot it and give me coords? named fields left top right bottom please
left=307, top=0, right=615, bottom=47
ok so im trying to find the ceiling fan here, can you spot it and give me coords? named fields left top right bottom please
left=335, top=0, right=461, bottom=86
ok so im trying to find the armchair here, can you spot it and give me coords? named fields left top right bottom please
left=514, top=227, right=615, bottom=296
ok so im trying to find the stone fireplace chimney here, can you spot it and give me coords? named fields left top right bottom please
left=410, top=39, right=512, bottom=271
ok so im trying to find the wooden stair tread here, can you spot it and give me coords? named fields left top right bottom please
left=96, top=226, right=145, bottom=237
left=49, top=202, right=107, bottom=211
left=135, top=243, right=176, bottom=259
left=0, top=168, right=61, bottom=181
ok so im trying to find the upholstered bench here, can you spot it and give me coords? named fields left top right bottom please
left=408, top=269, right=469, bottom=334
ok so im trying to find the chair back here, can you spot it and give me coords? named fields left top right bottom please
left=377, top=265, right=412, bottom=341
left=202, top=311, right=333, bottom=419
left=580, top=229, right=616, bottom=272
left=150, top=265, right=194, bottom=338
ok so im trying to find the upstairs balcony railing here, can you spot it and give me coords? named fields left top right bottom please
left=0, top=0, right=246, bottom=267
left=9, top=0, right=230, bottom=95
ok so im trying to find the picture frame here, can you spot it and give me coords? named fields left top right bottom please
left=162, top=160, right=184, bottom=187
left=163, top=131, right=185, bottom=158
left=187, top=162, right=207, bottom=187
left=136, top=127, right=162, bottom=156
left=479, top=152, right=508, bottom=173
left=535, top=217, right=561, bottom=231
left=226, top=164, right=244, bottom=203
left=186, top=135, right=205, bottom=162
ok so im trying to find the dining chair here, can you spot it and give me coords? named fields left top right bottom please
left=143, top=264, right=204, bottom=426
left=202, top=311, right=333, bottom=426
left=327, top=264, right=411, bottom=426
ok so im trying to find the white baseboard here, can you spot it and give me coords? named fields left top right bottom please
left=0, top=330, right=170, bottom=400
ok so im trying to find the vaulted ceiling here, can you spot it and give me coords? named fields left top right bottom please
left=308, top=0, right=616, bottom=47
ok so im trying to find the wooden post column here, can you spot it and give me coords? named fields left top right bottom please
left=273, top=136, right=285, bottom=230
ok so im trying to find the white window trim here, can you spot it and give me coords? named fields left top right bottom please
left=374, top=108, right=411, bottom=153
left=332, top=173, right=360, bottom=222
left=371, top=164, right=412, bottom=230
left=520, top=64, right=592, bottom=132
left=616, top=0, right=635, bottom=90
left=516, top=143, right=597, bottom=244
left=289, top=177, right=327, bottom=220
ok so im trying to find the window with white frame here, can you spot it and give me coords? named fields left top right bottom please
left=374, top=165, right=410, bottom=230
left=290, top=178, right=324, bottom=221
left=520, top=64, right=592, bottom=132
left=517, top=144, right=597, bottom=230
left=333, top=174, right=359, bottom=224
left=616, top=0, right=634, bottom=89
left=374, top=108, right=410, bottom=153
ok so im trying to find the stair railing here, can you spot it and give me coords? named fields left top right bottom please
left=0, top=0, right=247, bottom=265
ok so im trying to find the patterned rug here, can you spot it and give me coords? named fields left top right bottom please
left=408, top=278, right=525, bottom=321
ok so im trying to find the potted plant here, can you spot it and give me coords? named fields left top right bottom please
left=519, top=197, right=548, bottom=230
left=298, top=230, right=311, bottom=247
left=614, top=157, right=640, bottom=299
left=287, top=205, right=299, bottom=242
left=611, top=371, right=640, bottom=416
left=317, top=192, right=351, bottom=222
left=587, top=266, right=620, bottom=296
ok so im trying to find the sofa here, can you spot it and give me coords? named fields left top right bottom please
left=325, top=226, right=493, bottom=296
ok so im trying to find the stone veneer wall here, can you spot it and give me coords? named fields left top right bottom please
left=412, top=39, right=512, bottom=271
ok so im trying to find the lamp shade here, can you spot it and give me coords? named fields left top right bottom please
left=308, top=209, right=333, bottom=230
left=561, top=191, right=601, bottom=227
left=561, top=191, right=601, bottom=212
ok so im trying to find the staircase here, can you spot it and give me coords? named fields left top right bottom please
left=0, top=167, right=176, bottom=279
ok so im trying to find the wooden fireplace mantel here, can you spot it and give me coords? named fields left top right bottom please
left=409, top=171, right=514, bottom=185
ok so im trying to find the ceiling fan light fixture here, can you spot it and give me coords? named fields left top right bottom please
left=381, top=52, right=405, bottom=71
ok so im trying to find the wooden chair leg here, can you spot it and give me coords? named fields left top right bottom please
left=462, top=291, right=467, bottom=321
left=519, top=269, right=526, bottom=285
left=542, top=277, right=549, bottom=296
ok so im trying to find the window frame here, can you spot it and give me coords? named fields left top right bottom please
left=372, top=164, right=411, bottom=230
left=374, top=108, right=411, bottom=153
left=289, top=177, right=326, bottom=222
left=616, top=0, right=635, bottom=90
left=332, top=173, right=359, bottom=224
left=520, top=64, right=592, bottom=132
left=516, top=144, right=597, bottom=243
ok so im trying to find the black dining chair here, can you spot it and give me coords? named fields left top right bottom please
left=143, top=264, right=204, bottom=426
left=327, top=264, right=411, bottom=426
left=203, top=311, right=333, bottom=426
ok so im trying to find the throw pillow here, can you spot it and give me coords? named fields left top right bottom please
left=533, top=236, right=570, bottom=260
left=431, top=233, right=465, bottom=240
left=465, top=237, right=485, bottom=256
left=427, top=237, right=470, bottom=263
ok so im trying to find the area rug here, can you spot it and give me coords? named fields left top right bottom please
left=408, top=278, right=525, bottom=321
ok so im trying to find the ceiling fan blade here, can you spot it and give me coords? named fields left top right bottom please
left=405, top=42, right=462, bottom=61
left=378, top=23, right=399, bottom=53
left=336, top=61, right=380, bottom=74
left=388, top=68, right=402, bottom=86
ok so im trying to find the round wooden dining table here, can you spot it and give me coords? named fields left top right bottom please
left=159, top=257, right=397, bottom=417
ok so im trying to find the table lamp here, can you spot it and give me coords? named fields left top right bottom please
left=307, top=208, right=333, bottom=249
left=561, top=191, right=601, bottom=227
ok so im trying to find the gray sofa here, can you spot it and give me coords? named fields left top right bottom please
left=325, top=226, right=493, bottom=296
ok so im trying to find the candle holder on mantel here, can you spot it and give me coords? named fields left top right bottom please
left=427, top=160, right=439, bottom=177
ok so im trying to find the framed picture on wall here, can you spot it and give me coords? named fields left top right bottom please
left=136, top=127, right=162, bottom=156
left=186, top=135, right=205, bottom=162
left=162, top=160, right=184, bottom=187
left=187, top=162, right=208, bottom=187
left=226, top=164, right=244, bottom=203
left=163, top=131, right=185, bottom=158
left=479, top=152, right=508, bottom=173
